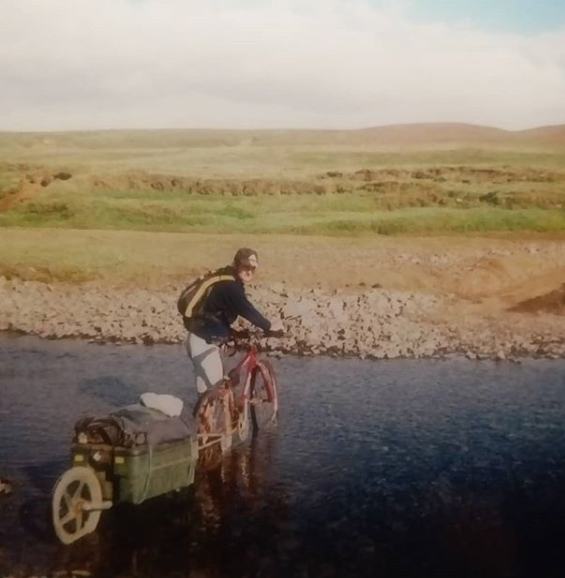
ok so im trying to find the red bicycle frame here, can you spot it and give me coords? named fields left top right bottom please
left=228, top=344, right=259, bottom=407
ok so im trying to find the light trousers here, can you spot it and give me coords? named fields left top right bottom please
left=185, top=332, right=224, bottom=394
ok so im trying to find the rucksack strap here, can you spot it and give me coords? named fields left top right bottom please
left=183, top=274, right=234, bottom=318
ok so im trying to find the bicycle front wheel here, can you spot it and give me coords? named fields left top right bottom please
left=250, top=360, right=279, bottom=431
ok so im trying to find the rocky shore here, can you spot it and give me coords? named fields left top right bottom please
left=1, top=276, right=564, bottom=360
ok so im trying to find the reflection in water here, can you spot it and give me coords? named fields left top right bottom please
left=48, top=433, right=288, bottom=578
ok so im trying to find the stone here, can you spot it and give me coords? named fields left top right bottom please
left=327, top=298, right=347, bottom=321
left=1, top=277, right=564, bottom=362
left=282, top=298, right=316, bottom=319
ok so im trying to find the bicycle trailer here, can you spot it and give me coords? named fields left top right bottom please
left=52, top=404, right=198, bottom=544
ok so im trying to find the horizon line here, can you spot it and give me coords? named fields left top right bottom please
left=1, top=121, right=564, bottom=135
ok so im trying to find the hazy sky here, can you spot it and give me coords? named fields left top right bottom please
left=1, top=0, right=565, bottom=131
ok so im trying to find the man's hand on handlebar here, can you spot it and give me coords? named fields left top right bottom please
left=266, top=329, right=284, bottom=338
left=228, top=321, right=285, bottom=342
left=229, top=328, right=251, bottom=340
left=266, top=319, right=285, bottom=338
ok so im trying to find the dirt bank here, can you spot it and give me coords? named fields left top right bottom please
left=1, top=276, right=564, bottom=360
left=2, top=233, right=565, bottom=360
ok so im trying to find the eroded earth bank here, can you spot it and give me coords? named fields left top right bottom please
left=1, top=238, right=564, bottom=360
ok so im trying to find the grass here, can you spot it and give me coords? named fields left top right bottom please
left=1, top=130, right=565, bottom=283
left=3, top=226, right=557, bottom=289
left=1, top=181, right=564, bottom=235
left=0, top=227, right=407, bottom=286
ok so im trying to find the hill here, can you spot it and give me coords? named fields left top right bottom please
left=1, top=122, right=565, bottom=150
left=351, top=123, right=511, bottom=145
left=516, top=124, right=565, bottom=144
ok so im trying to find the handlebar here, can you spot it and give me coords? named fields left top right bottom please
left=266, top=329, right=285, bottom=338
left=223, top=328, right=284, bottom=353
left=229, top=328, right=284, bottom=340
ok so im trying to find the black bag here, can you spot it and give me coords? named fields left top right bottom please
left=74, top=405, right=194, bottom=448
left=74, top=416, right=129, bottom=446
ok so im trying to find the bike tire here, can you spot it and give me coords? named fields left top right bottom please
left=196, top=387, right=234, bottom=455
left=250, top=360, right=279, bottom=431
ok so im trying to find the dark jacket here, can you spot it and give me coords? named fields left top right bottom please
left=187, top=271, right=271, bottom=343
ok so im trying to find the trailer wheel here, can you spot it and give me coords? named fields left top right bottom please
left=52, top=466, right=104, bottom=544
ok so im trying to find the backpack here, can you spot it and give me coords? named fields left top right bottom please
left=177, top=267, right=235, bottom=319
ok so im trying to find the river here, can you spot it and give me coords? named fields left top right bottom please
left=1, top=335, right=565, bottom=577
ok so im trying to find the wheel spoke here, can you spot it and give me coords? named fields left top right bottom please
left=62, top=491, right=73, bottom=511
left=76, top=508, right=85, bottom=531
left=73, top=480, right=85, bottom=499
left=60, top=511, right=76, bottom=526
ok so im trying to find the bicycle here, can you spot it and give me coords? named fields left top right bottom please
left=195, top=330, right=280, bottom=457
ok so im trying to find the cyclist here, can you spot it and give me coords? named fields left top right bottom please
left=185, top=248, right=283, bottom=396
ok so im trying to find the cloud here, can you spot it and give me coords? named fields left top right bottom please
left=1, top=0, right=564, bottom=130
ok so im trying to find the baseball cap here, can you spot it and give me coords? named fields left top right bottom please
left=234, top=247, right=259, bottom=268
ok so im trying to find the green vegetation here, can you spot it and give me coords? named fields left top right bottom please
left=1, top=128, right=564, bottom=286
left=0, top=228, right=402, bottom=286
left=1, top=129, right=565, bottom=239
left=1, top=168, right=564, bottom=236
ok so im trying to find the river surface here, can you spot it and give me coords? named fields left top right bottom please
left=1, top=335, right=565, bottom=578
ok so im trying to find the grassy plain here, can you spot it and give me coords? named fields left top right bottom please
left=1, top=127, right=565, bottom=286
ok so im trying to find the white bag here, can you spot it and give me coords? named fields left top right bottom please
left=139, top=392, right=184, bottom=417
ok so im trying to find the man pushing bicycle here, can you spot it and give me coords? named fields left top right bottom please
left=179, top=247, right=284, bottom=396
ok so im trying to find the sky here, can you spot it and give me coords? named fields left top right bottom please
left=1, top=0, right=565, bottom=131
left=406, top=0, right=565, bottom=34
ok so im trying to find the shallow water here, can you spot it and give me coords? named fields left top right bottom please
left=1, top=335, right=565, bottom=577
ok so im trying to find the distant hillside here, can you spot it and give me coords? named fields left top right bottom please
left=0, top=122, right=564, bottom=150
left=516, top=124, right=565, bottom=144
left=351, top=123, right=510, bottom=145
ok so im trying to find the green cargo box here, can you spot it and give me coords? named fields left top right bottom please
left=72, top=437, right=198, bottom=505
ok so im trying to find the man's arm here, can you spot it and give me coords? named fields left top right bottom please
left=227, top=283, right=271, bottom=331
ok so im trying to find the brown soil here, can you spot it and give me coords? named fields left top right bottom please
left=510, top=283, right=565, bottom=315
left=0, top=177, right=38, bottom=211
left=2, top=230, right=565, bottom=357
left=0, top=168, right=73, bottom=212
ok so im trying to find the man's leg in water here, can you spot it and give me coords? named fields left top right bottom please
left=185, top=332, right=223, bottom=396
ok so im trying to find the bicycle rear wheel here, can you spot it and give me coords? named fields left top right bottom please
left=196, top=386, right=234, bottom=454
left=250, top=360, right=279, bottom=431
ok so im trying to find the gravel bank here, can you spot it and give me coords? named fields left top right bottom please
left=1, top=277, right=564, bottom=360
